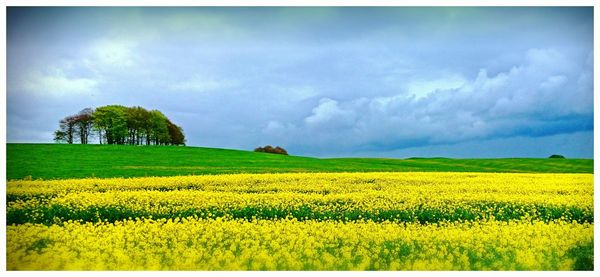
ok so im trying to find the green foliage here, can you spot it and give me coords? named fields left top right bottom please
left=26, top=238, right=54, bottom=254
left=148, top=110, right=170, bottom=145
left=53, top=130, right=67, bottom=143
left=55, top=105, right=184, bottom=146
left=549, top=154, right=565, bottom=159
left=6, top=144, right=594, bottom=180
left=6, top=202, right=594, bottom=225
left=125, top=106, right=150, bottom=145
left=93, top=105, right=128, bottom=144
left=568, top=242, right=594, bottom=271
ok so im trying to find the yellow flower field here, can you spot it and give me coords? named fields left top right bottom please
left=6, top=172, right=594, bottom=270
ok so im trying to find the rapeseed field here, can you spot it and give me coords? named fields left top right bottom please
left=6, top=172, right=593, bottom=270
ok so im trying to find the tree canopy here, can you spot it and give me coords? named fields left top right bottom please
left=54, top=106, right=185, bottom=145
left=254, top=145, right=288, bottom=155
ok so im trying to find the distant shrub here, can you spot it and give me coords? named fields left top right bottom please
left=254, top=145, right=288, bottom=155
left=549, top=154, right=565, bottom=159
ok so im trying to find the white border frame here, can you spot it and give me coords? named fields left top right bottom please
left=1, top=1, right=597, bottom=276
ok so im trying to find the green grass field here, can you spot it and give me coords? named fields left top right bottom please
left=6, top=143, right=593, bottom=180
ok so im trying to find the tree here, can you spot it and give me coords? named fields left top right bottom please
left=54, top=105, right=185, bottom=146
left=125, top=106, right=150, bottom=145
left=74, top=108, right=94, bottom=144
left=166, top=119, right=186, bottom=146
left=254, top=145, right=288, bottom=155
left=54, top=108, right=94, bottom=144
left=54, top=115, right=78, bottom=144
left=148, top=110, right=169, bottom=145
left=53, top=130, right=67, bottom=143
left=92, top=105, right=128, bottom=144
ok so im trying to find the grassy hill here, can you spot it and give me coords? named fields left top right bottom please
left=6, top=143, right=593, bottom=180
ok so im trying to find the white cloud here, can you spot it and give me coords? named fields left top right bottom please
left=84, top=38, right=137, bottom=69
left=406, top=74, right=466, bottom=100
left=539, top=75, right=568, bottom=91
left=21, top=69, right=99, bottom=97
left=304, top=98, right=356, bottom=127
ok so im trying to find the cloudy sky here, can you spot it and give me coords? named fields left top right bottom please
left=7, top=7, right=593, bottom=158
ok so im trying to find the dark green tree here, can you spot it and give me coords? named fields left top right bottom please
left=148, top=110, right=169, bottom=145
left=166, top=119, right=186, bottom=146
left=125, top=106, right=150, bottom=145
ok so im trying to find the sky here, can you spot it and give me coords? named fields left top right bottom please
left=6, top=7, right=594, bottom=158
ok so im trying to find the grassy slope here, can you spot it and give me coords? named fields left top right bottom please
left=6, top=143, right=593, bottom=180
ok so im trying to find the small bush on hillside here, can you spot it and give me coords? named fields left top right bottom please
left=254, top=145, right=288, bottom=155
left=549, top=154, right=565, bottom=159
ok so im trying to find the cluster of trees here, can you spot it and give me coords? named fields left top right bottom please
left=254, top=145, right=288, bottom=155
left=54, top=105, right=185, bottom=145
